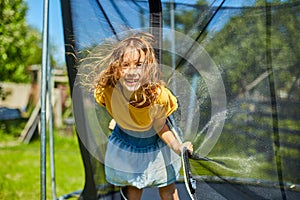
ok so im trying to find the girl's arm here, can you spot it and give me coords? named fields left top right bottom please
left=157, top=122, right=193, bottom=155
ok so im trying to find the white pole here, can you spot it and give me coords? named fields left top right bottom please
left=47, top=57, right=57, bottom=200
left=40, top=0, right=49, bottom=199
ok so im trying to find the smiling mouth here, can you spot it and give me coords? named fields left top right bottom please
left=124, top=78, right=139, bottom=84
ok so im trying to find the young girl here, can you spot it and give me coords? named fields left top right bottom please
left=93, top=32, right=193, bottom=200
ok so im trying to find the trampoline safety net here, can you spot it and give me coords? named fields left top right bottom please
left=60, top=0, right=300, bottom=199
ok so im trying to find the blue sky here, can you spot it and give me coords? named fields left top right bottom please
left=23, top=0, right=251, bottom=67
left=25, top=0, right=65, bottom=66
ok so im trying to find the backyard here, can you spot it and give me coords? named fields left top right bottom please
left=0, top=128, right=84, bottom=200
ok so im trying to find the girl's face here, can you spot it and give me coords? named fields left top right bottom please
left=119, top=48, right=146, bottom=92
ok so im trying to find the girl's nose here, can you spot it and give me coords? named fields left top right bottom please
left=127, top=65, right=138, bottom=72
left=127, top=68, right=138, bottom=76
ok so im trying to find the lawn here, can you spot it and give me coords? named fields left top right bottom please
left=0, top=130, right=84, bottom=200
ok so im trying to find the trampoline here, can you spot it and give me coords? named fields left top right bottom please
left=43, top=0, right=300, bottom=199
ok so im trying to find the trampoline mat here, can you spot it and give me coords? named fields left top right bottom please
left=95, top=181, right=300, bottom=200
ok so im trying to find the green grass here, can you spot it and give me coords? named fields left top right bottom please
left=0, top=131, right=84, bottom=200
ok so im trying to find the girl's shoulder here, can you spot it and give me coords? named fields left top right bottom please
left=94, top=85, right=115, bottom=105
left=155, top=86, right=177, bottom=105
left=95, top=85, right=114, bottom=94
left=153, top=85, right=178, bottom=116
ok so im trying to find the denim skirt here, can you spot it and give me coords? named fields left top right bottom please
left=104, top=125, right=181, bottom=189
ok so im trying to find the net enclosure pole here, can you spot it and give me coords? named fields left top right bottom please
left=40, top=0, right=50, bottom=199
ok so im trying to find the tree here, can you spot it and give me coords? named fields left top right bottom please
left=204, top=1, right=300, bottom=101
left=162, top=0, right=300, bottom=183
left=163, top=0, right=209, bottom=37
left=0, top=0, right=42, bottom=83
left=203, top=1, right=300, bottom=183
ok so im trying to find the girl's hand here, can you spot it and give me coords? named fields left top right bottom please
left=180, top=141, right=193, bottom=155
left=157, top=123, right=194, bottom=155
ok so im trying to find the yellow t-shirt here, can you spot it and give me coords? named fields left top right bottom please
left=94, top=85, right=178, bottom=132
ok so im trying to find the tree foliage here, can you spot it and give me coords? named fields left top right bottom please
left=0, top=0, right=42, bottom=83
left=204, top=1, right=300, bottom=101
left=165, top=0, right=300, bottom=183
left=166, top=0, right=300, bottom=101
left=203, top=1, right=300, bottom=183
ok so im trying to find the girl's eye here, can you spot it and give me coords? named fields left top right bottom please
left=122, top=63, right=129, bottom=69
left=137, top=63, right=143, bottom=68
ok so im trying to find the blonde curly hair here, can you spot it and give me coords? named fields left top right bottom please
left=77, top=32, right=165, bottom=107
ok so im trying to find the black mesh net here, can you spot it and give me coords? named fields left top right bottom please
left=60, top=0, right=300, bottom=199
